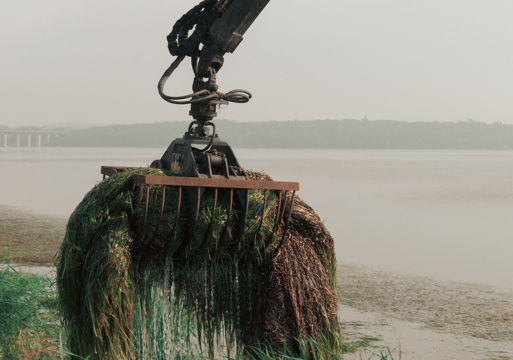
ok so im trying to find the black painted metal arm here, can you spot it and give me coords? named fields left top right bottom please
left=157, top=0, right=269, bottom=120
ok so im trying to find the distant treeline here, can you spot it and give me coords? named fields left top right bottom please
left=4, top=119, right=513, bottom=149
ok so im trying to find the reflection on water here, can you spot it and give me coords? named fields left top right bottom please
left=1, top=147, right=513, bottom=289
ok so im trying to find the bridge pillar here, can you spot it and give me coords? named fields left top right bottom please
left=17, top=134, right=20, bottom=147
left=28, top=134, right=31, bottom=147
left=38, top=134, right=41, bottom=147
left=3, top=134, right=6, bottom=147
left=47, top=134, right=50, bottom=143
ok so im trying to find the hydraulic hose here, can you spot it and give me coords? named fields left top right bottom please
left=157, top=0, right=253, bottom=106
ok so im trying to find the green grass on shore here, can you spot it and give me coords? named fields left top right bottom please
left=0, top=261, right=61, bottom=359
left=1, top=259, right=393, bottom=360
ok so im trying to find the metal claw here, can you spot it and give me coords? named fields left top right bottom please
left=218, top=188, right=233, bottom=248
left=254, top=189, right=267, bottom=246
left=199, top=188, right=218, bottom=250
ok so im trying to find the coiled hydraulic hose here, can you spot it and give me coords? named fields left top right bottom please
left=157, top=0, right=252, bottom=105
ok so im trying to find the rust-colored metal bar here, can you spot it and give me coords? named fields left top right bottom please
left=101, top=166, right=138, bottom=177
left=200, top=188, right=218, bottom=250
left=133, top=175, right=299, bottom=191
left=281, top=190, right=296, bottom=241
left=254, top=189, right=267, bottom=245
left=150, top=186, right=166, bottom=244
left=218, top=188, right=233, bottom=248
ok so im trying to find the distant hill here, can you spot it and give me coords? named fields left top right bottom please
left=42, top=122, right=112, bottom=130
left=5, top=119, right=513, bottom=149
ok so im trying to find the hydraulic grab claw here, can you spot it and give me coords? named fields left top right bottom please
left=101, top=0, right=300, bottom=257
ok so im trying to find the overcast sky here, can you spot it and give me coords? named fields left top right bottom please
left=2, top=0, right=513, bottom=126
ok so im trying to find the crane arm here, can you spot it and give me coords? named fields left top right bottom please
left=158, top=0, right=270, bottom=121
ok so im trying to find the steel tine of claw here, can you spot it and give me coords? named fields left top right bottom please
left=131, top=184, right=144, bottom=229
left=281, top=190, right=296, bottom=241
left=134, top=184, right=143, bottom=215
left=175, top=186, right=202, bottom=257
left=278, top=190, right=289, bottom=225
left=150, top=186, right=166, bottom=244
left=163, top=186, right=182, bottom=255
left=254, top=189, right=267, bottom=246
left=266, top=190, right=282, bottom=246
left=219, top=188, right=233, bottom=248
left=271, top=189, right=289, bottom=245
left=139, top=185, right=150, bottom=242
left=231, top=189, right=249, bottom=252
left=199, top=188, right=218, bottom=250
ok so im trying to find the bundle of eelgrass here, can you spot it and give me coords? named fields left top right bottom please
left=57, top=168, right=339, bottom=359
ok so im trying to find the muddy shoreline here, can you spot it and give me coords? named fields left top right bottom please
left=338, top=264, right=513, bottom=359
left=2, top=205, right=512, bottom=358
left=0, top=205, right=66, bottom=265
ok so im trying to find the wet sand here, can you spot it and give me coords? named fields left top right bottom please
left=340, top=305, right=512, bottom=360
left=0, top=205, right=66, bottom=265
left=338, top=264, right=513, bottom=359
left=2, top=206, right=512, bottom=358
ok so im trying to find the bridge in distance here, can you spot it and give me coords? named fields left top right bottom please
left=0, top=130, right=69, bottom=147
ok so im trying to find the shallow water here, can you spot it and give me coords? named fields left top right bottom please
left=1, top=147, right=512, bottom=290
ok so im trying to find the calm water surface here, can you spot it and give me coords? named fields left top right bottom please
left=1, top=147, right=512, bottom=289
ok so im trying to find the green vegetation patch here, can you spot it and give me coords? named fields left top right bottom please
left=0, top=263, right=59, bottom=359
left=57, top=168, right=340, bottom=359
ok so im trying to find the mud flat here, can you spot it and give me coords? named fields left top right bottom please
left=338, top=264, right=513, bottom=359
left=0, top=205, right=66, bottom=265
left=2, top=206, right=512, bottom=358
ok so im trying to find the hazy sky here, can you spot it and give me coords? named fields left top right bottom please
left=2, top=0, right=513, bottom=126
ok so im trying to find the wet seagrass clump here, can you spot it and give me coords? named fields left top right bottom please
left=56, top=168, right=339, bottom=359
